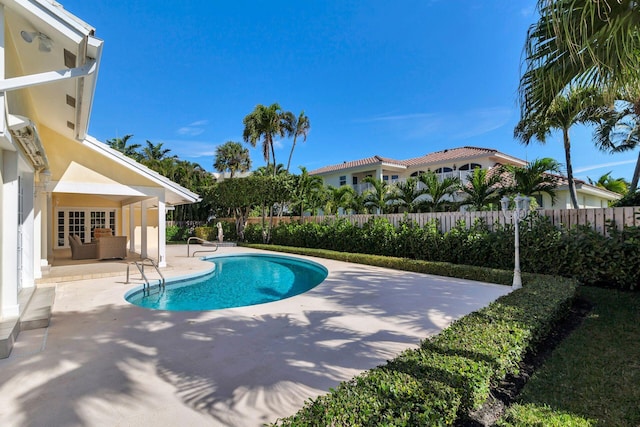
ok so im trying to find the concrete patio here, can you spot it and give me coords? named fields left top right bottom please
left=0, top=245, right=511, bottom=427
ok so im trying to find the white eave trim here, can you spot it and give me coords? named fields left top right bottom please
left=83, top=135, right=201, bottom=204
left=575, top=183, right=622, bottom=200
left=6, top=0, right=93, bottom=43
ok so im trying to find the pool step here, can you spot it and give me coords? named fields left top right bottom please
left=0, top=286, right=55, bottom=359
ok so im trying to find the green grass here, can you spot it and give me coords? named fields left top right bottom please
left=497, top=286, right=640, bottom=427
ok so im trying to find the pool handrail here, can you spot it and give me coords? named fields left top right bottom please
left=187, top=236, right=219, bottom=257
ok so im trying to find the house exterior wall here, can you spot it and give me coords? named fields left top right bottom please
left=312, top=152, right=619, bottom=211
left=40, top=126, right=159, bottom=187
left=0, top=143, right=38, bottom=320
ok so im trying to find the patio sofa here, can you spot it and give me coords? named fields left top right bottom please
left=96, top=236, right=127, bottom=260
left=68, top=235, right=98, bottom=260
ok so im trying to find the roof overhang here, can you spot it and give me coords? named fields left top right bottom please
left=82, top=135, right=201, bottom=206
left=3, top=0, right=103, bottom=140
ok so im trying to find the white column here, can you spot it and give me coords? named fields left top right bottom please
left=46, top=192, right=53, bottom=261
left=140, top=200, right=148, bottom=258
left=21, top=171, right=35, bottom=287
left=157, top=197, right=166, bottom=267
left=1, top=151, right=20, bottom=318
left=0, top=5, right=5, bottom=134
left=128, top=204, right=135, bottom=253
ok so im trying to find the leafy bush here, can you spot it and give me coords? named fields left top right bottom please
left=194, top=226, right=216, bottom=241
left=269, top=271, right=578, bottom=426
left=165, top=225, right=190, bottom=242
left=250, top=214, right=640, bottom=290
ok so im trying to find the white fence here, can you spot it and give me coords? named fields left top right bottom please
left=299, top=206, right=640, bottom=236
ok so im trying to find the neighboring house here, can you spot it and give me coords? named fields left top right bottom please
left=0, top=1, right=199, bottom=324
left=309, top=146, right=620, bottom=210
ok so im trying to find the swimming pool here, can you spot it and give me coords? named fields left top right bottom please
left=125, top=253, right=328, bottom=311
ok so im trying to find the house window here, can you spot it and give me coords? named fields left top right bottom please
left=458, top=163, right=482, bottom=171
left=410, top=170, right=427, bottom=177
left=435, top=167, right=453, bottom=173
left=391, top=174, right=399, bottom=180
left=352, top=176, right=358, bottom=185
left=383, top=175, right=389, bottom=181
left=534, top=195, right=543, bottom=208
left=57, top=208, right=117, bottom=248
left=339, top=175, right=346, bottom=186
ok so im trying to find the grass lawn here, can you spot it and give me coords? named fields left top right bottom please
left=498, top=286, right=640, bottom=426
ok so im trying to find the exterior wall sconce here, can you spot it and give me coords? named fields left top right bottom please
left=500, top=194, right=530, bottom=289
left=20, top=30, right=53, bottom=52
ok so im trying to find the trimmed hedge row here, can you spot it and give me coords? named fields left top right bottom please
left=247, top=243, right=519, bottom=286
left=243, top=214, right=640, bottom=290
left=256, top=247, right=578, bottom=426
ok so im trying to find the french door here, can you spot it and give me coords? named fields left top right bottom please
left=56, top=208, right=116, bottom=248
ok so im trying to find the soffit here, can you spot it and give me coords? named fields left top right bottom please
left=4, top=0, right=101, bottom=140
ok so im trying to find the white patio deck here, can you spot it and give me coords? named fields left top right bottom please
left=0, top=245, right=511, bottom=427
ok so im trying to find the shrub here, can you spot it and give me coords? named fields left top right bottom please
left=166, top=225, right=190, bottom=242
left=258, top=214, right=640, bottom=290
left=267, top=260, right=578, bottom=426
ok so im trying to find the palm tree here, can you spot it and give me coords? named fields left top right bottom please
left=587, top=171, right=629, bottom=195
left=361, top=177, right=393, bottom=214
left=459, top=168, right=503, bottom=211
left=242, top=103, right=294, bottom=173
left=519, top=1, right=640, bottom=120
left=515, top=86, right=606, bottom=209
left=418, top=171, right=460, bottom=212
left=503, top=158, right=561, bottom=204
left=594, top=91, right=640, bottom=191
left=387, top=177, right=426, bottom=213
left=322, top=185, right=359, bottom=215
left=286, top=111, right=311, bottom=172
left=291, top=166, right=324, bottom=216
left=214, top=141, right=251, bottom=179
left=253, top=163, right=287, bottom=177
left=106, top=134, right=142, bottom=161
left=141, top=140, right=172, bottom=161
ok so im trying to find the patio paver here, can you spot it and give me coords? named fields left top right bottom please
left=0, top=245, right=511, bottom=427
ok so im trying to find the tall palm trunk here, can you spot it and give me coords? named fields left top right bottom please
left=630, top=151, right=640, bottom=192
left=563, top=129, right=579, bottom=208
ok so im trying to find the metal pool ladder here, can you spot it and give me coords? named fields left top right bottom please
left=187, top=236, right=218, bottom=257
left=127, top=258, right=165, bottom=293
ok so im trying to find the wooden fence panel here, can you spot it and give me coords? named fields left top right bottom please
left=225, top=206, right=640, bottom=237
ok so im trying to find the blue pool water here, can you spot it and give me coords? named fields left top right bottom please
left=125, top=254, right=328, bottom=311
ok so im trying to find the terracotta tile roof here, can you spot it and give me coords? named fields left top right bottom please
left=309, top=146, right=526, bottom=175
left=403, top=146, right=501, bottom=167
left=309, top=155, right=405, bottom=175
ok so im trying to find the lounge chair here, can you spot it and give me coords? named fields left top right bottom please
left=68, top=235, right=98, bottom=260
left=97, top=236, right=127, bottom=260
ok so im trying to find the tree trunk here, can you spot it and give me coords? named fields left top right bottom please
left=563, top=129, right=579, bottom=209
left=630, top=150, right=640, bottom=192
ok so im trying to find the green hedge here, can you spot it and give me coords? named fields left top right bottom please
left=243, top=214, right=640, bottom=290
left=269, top=272, right=577, bottom=426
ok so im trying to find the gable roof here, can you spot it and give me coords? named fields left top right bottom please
left=82, top=136, right=200, bottom=206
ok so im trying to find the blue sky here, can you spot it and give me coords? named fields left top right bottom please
left=62, top=0, right=637, bottom=181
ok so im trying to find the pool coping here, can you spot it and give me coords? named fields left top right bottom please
left=1, top=244, right=513, bottom=427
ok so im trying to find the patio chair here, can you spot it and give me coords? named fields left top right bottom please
left=97, top=236, right=127, bottom=260
left=68, top=235, right=98, bottom=260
